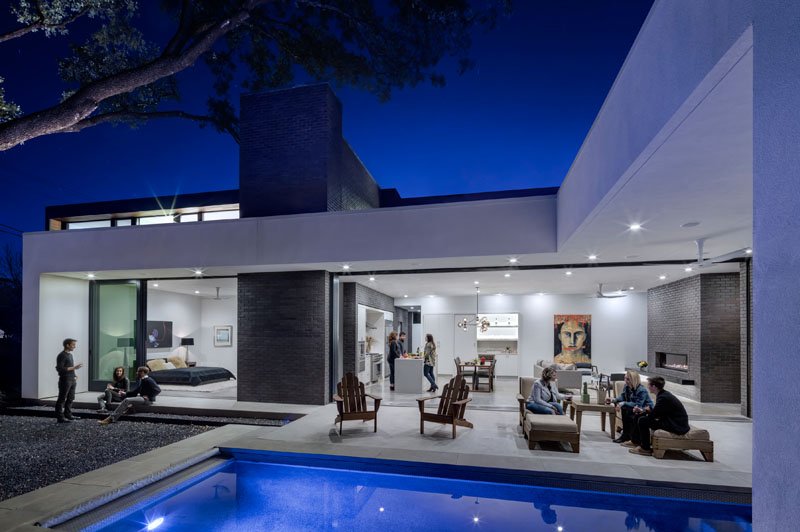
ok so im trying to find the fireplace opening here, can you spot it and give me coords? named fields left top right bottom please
left=656, top=352, right=688, bottom=372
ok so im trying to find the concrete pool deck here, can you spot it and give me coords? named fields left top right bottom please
left=0, top=383, right=751, bottom=530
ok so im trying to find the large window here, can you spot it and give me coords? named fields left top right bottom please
left=138, top=215, right=176, bottom=225
left=203, top=210, right=239, bottom=221
left=66, top=220, right=111, bottom=230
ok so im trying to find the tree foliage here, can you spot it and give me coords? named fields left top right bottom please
left=0, top=0, right=510, bottom=151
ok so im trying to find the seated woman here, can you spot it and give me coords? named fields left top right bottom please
left=606, top=369, right=653, bottom=444
left=526, top=366, right=565, bottom=415
left=97, top=366, right=129, bottom=413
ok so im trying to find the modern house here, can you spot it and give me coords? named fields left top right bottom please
left=17, top=1, right=800, bottom=527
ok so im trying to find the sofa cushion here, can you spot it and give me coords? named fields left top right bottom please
left=653, top=426, right=710, bottom=441
left=525, top=413, right=578, bottom=432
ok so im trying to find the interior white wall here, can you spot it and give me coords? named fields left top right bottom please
left=199, top=297, right=238, bottom=376
left=146, top=290, right=201, bottom=361
left=404, top=292, right=647, bottom=376
left=37, top=275, right=89, bottom=398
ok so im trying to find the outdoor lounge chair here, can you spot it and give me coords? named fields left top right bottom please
left=333, top=372, right=381, bottom=435
left=417, top=374, right=473, bottom=439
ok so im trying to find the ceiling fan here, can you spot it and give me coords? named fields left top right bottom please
left=689, top=238, right=751, bottom=269
left=206, top=287, right=233, bottom=301
left=593, top=283, right=627, bottom=299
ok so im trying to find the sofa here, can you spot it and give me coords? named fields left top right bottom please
left=534, top=360, right=583, bottom=392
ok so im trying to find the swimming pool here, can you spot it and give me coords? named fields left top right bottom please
left=85, top=457, right=751, bottom=531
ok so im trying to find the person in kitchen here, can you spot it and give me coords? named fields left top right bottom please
left=399, top=331, right=408, bottom=356
left=387, top=331, right=402, bottom=391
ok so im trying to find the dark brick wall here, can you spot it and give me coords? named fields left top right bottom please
left=239, top=84, right=341, bottom=218
left=700, top=274, right=741, bottom=403
left=342, top=283, right=394, bottom=375
left=740, top=260, right=753, bottom=416
left=647, top=273, right=741, bottom=402
left=239, top=84, right=379, bottom=218
left=237, top=271, right=330, bottom=405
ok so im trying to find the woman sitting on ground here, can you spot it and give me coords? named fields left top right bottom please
left=606, top=369, right=653, bottom=444
left=526, top=366, right=565, bottom=415
left=97, top=366, right=129, bottom=413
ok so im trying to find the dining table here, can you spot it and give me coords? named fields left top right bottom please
left=458, top=362, right=494, bottom=392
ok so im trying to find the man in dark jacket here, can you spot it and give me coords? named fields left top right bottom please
left=628, top=376, right=690, bottom=456
left=55, top=338, right=83, bottom=423
left=98, top=366, right=161, bottom=425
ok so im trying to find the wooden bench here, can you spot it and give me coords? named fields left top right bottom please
left=652, top=426, right=714, bottom=462
left=523, top=412, right=580, bottom=453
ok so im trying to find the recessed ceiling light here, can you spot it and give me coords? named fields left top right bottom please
left=410, top=307, right=415, bottom=310
left=659, top=275, right=667, bottom=280
left=565, top=271, right=572, bottom=276
left=629, top=286, right=634, bottom=290
left=625, top=254, right=640, bottom=259
left=153, top=283, right=159, bottom=287
left=428, top=294, right=435, bottom=298
left=473, top=517, right=479, bottom=523
left=342, top=264, right=350, bottom=270
left=537, top=292, right=545, bottom=296
left=508, top=257, right=518, bottom=264
left=629, top=223, right=642, bottom=231
left=504, top=273, right=511, bottom=278
left=86, top=273, right=95, bottom=279
left=193, top=269, right=203, bottom=276
left=684, top=267, right=693, bottom=272
left=403, top=294, right=408, bottom=298
left=496, top=293, right=504, bottom=296
left=474, top=281, right=480, bottom=285
left=745, top=248, right=752, bottom=254
left=194, top=290, right=200, bottom=294
left=588, top=254, right=597, bottom=261
left=476, top=289, right=480, bottom=293
left=681, top=221, right=700, bottom=228
left=369, top=276, right=375, bottom=282
left=379, top=507, right=385, bottom=513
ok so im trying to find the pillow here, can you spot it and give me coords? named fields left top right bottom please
left=147, top=359, right=166, bottom=372
left=168, top=355, right=187, bottom=369
left=162, top=361, right=177, bottom=370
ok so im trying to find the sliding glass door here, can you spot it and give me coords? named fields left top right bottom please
left=89, top=280, right=144, bottom=391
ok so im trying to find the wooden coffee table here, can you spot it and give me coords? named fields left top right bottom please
left=568, top=400, right=617, bottom=437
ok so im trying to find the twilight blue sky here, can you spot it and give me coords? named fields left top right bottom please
left=0, top=1, right=653, bottom=250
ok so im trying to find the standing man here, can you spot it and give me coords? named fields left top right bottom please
left=399, top=331, right=408, bottom=356
left=55, top=338, right=82, bottom=423
left=628, top=376, right=690, bottom=456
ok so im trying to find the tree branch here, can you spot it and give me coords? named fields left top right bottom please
left=61, top=109, right=240, bottom=144
left=163, top=0, right=195, bottom=56
left=0, top=0, right=270, bottom=151
left=0, top=6, right=91, bottom=44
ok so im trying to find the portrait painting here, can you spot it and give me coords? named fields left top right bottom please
left=554, top=314, right=591, bottom=364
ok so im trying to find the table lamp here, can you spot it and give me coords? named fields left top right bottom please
left=180, top=337, right=194, bottom=364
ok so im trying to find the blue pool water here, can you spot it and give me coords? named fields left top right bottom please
left=92, top=459, right=751, bottom=531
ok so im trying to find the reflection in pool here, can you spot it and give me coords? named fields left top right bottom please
left=91, top=460, right=751, bottom=531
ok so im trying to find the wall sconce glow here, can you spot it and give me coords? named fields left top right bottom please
left=588, top=254, right=597, bottom=260
left=369, top=277, right=375, bottom=282
left=684, top=267, right=693, bottom=272
left=86, top=273, right=95, bottom=279
left=508, top=257, right=518, bottom=264
left=504, top=273, right=511, bottom=278
left=745, top=248, right=752, bottom=254
left=342, top=264, right=350, bottom=270
left=659, top=275, right=667, bottom=280
left=146, top=517, right=165, bottom=530
left=565, top=271, right=572, bottom=276
left=629, top=223, right=642, bottom=231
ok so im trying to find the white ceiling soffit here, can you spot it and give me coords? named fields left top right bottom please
left=558, top=48, right=753, bottom=265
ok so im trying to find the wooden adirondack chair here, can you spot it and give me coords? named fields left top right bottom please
left=416, top=374, right=473, bottom=439
left=333, top=372, right=382, bottom=435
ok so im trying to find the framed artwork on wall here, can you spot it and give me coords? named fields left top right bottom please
left=554, top=314, right=591, bottom=364
left=214, top=325, right=233, bottom=347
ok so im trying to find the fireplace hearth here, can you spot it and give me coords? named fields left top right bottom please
left=656, top=352, right=688, bottom=372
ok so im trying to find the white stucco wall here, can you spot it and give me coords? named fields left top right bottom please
left=146, top=290, right=202, bottom=361
left=35, top=275, right=89, bottom=398
left=199, top=297, right=238, bottom=376
left=405, top=292, right=647, bottom=376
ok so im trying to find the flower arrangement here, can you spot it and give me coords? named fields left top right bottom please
left=637, top=360, right=649, bottom=370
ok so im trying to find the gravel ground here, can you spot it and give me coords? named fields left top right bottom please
left=0, top=415, right=215, bottom=502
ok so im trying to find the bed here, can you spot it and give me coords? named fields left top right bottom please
left=146, top=357, right=236, bottom=386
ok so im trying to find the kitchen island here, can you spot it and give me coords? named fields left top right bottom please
left=394, top=357, right=425, bottom=393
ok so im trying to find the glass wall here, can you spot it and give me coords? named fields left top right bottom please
left=90, top=281, right=140, bottom=388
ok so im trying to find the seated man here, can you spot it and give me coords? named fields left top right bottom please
left=98, top=366, right=161, bottom=425
left=628, top=376, right=690, bottom=456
